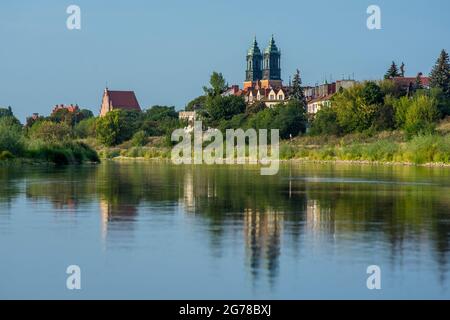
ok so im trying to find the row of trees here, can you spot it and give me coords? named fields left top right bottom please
left=311, top=50, right=450, bottom=137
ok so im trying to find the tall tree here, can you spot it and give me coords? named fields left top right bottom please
left=203, top=72, right=228, bottom=97
left=291, top=69, right=307, bottom=110
left=384, top=61, right=400, bottom=79
left=400, top=62, right=405, bottom=77
left=429, top=49, right=450, bottom=97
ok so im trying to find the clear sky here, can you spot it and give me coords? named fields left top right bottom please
left=1, top=0, right=449, bottom=122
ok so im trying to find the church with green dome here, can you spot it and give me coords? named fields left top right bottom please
left=244, top=35, right=282, bottom=90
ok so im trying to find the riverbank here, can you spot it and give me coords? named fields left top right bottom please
left=91, top=127, right=450, bottom=167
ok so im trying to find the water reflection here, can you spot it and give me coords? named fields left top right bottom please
left=1, top=161, right=450, bottom=295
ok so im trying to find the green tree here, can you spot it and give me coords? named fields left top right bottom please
left=203, top=72, right=228, bottom=97
left=429, top=49, right=450, bottom=97
left=309, top=106, right=342, bottom=136
left=0, top=106, right=13, bottom=118
left=96, top=110, right=140, bottom=146
left=131, top=130, right=147, bottom=147
left=29, top=120, right=72, bottom=142
left=205, top=95, right=246, bottom=125
left=186, top=96, right=206, bottom=111
left=400, top=62, right=406, bottom=77
left=291, top=69, right=307, bottom=110
left=404, top=95, right=440, bottom=136
left=333, top=83, right=381, bottom=133
left=0, top=116, right=24, bottom=155
left=74, top=117, right=97, bottom=138
left=245, top=101, right=266, bottom=115
left=384, top=61, right=400, bottom=79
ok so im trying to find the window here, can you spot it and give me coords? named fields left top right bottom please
left=270, top=95, right=275, bottom=100
left=278, top=95, right=283, bottom=100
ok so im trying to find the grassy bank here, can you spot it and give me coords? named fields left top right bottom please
left=0, top=141, right=100, bottom=165
left=90, top=122, right=450, bottom=167
left=280, top=122, right=450, bottom=165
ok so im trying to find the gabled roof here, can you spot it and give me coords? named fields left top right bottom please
left=106, top=90, right=141, bottom=111
left=391, top=76, right=430, bottom=87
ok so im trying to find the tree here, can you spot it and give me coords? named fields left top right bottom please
left=291, top=69, right=307, bottom=110
left=186, top=95, right=206, bottom=111
left=205, top=95, right=246, bottom=125
left=29, top=120, right=72, bottom=142
left=74, top=117, right=97, bottom=138
left=0, top=116, right=24, bottom=155
left=429, top=49, right=450, bottom=97
left=245, top=101, right=266, bottom=115
left=404, top=95, right=440, bottom=136
left=400, top=62, right=406, bottom=77
left=0, top=106, right=13, bottom=118
left=361, top=81, right=384, bottom=105
left=203, top=72, right=228, bottom=97
left=384, top=61, right=400, bottom=79
left=333, top=83, right=382, bottom=133
left=96, top=110, right=140, bottom=146
left=309, top=106, right=342, bottom=136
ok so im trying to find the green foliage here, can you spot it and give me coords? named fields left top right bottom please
left=74, top=117, right=97, bottom=138
left=0, top=106, right=14, bottom=118
left=50, top=108, right=93, bottom=127
left=96, top=110, right=140, bottom=146
left=186, top=95, right=206, bottom=111
left=333, top=82, right=382, bottom=133
left=247, top=100, right=307, bottom=139
left=28, top=120, right=71, bottom=142
left=140, top=105, right=180, bottom=137
left=26, top=141, right=100, bottom=165
left=404, top=95, right=440, bottom=136
left=291, top=69, right=307, bottom=109
left=245, top=101, right=266, bottom=115
left=402, top=134, right=450, bottom=164
left=361, top=81, right=384, bottom=105
left=309, top=106, right=342, bottom=136
left=429, top=49, right=450, bottom=97
left=205, top=95, right=246, bottom=125
left=203, top=72, right=227, bottom=97
left=0, top=151, right=14, bottom=160
left=0, top=117, right=25, bottom=156
left=131, top=130, right=147, bottom=147
left=384, top=61, right=401, bottom=79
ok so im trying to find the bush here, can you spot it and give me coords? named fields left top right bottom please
left=26, top=141, right=100, bottom=164
left=309, top=106, right=342, bottom=136
left=404, top=95, right=440, bottom=136
left=74, top=117, right=96, bottom=138
left=0, top=117, right=25, bottom=156
left=0, top=151, right=14, bottom=160
left=131, top=130, right=148, bottom=147
left=28, top=120, right=71, bottom=142
left=402, top=134, right=450, bottom=164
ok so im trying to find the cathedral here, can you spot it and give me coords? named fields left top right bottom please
left=244, top=35, right=283, bottom=90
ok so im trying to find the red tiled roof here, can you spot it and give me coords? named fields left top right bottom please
left=392, top=76, right=430, bottom=87
left=107, top=90, right=141, bottom=111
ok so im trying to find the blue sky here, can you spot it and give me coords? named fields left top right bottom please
left=0, top=0, right=449, bottom=121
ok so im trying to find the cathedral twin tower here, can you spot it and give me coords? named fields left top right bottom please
left=244, top=35, right=282, bottom=90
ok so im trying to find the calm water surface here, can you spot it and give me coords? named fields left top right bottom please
left=0, top=161, right=449, bottom=299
